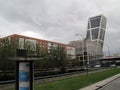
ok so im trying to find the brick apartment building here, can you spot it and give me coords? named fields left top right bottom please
left=0, top=34, right=76, bottom=59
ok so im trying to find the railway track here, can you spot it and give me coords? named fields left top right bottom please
left=0, top=67, right=109, bottom=85
left=0, top=70, right=85, bottom=84
left=0, top=68, right=111, bottom=90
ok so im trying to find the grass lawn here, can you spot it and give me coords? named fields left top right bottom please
left=11, top=68, right=120, bottom=90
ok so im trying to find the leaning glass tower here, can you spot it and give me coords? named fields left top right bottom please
left=86, top=15, right=107, bottom=48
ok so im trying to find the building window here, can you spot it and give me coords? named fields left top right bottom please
left=19, top=38, right=24, bottom=49
left=25, top=39, right=36, bottom=51
left=91, top=28, right=99, bottom=39
left=86, top=30, right=90, bottom=39
left=102, top=30, right=105, bottom=40
left=87, top=22, right=90, bottom=29
left=99, top=29, right=105, bottom=40
left=101, top=17, right=106, bottom=29
left=90, top=16, right=101, bottom=28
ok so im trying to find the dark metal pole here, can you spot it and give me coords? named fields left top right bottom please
left=16, top=61, right=19, bottom=90
left=30, top=61, right=34, bottom=90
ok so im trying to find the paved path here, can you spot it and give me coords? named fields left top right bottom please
left=80, top=73, right=120, bottom=90
left=99, top=77, right=120, bottom=90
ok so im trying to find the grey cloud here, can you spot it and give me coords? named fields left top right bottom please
left=0, top=0, right=120, bottom=55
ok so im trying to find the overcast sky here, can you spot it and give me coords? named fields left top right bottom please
left=0, top=0, right=120, bottom=55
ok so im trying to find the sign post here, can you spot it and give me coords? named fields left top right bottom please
left=16, top=60, right=34, bottom=90
left=8, top=49, right=40, bottom=90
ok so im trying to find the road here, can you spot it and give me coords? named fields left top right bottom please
left=99, top=77, right=120, bottom=90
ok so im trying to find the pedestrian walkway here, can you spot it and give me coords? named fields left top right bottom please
left=80, top=73, right=120, bottom=90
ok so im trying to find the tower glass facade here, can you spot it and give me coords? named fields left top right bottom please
left=86, top=15, right=107, bottom=48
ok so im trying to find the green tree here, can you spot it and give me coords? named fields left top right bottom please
left=34, top=45, right=67, bottom=70
left=47, top=46, right=67, bottom=68
left=0, top=38, right=17, bottom=71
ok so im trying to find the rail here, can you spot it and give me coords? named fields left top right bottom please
left=0, top=67, right=108, bottom=85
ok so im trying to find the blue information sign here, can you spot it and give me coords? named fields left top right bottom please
left=19, top=71, right=29, bottom=82
left=20, top=87, right=29, bottom=90
left=19, top=62, right=31, bottom=90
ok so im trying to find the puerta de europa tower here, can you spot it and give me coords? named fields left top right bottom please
left=86, top=15, right=107, bottom=48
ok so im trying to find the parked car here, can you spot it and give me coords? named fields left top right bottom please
left=110, top=64, right=116, bottom=67
left=94, top=64, right=101, bottom=68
